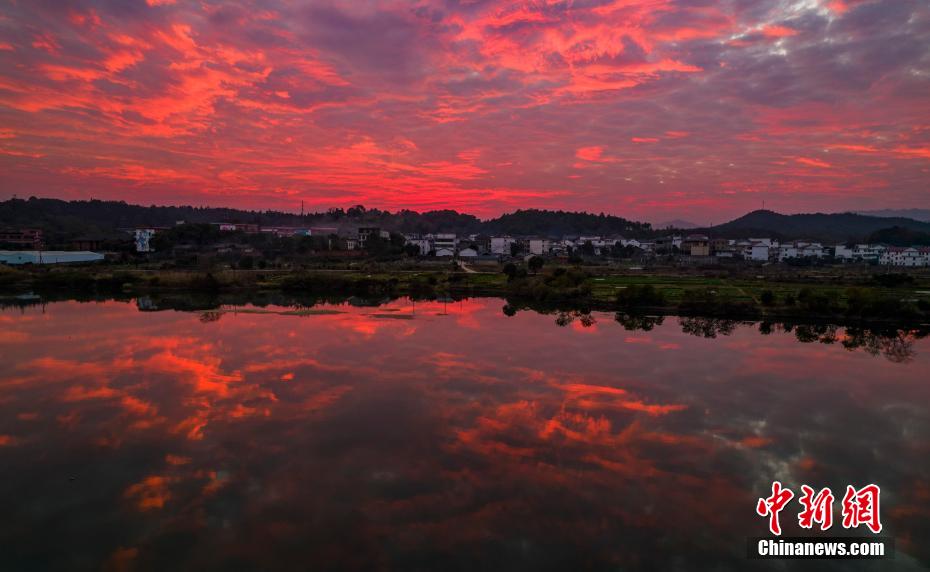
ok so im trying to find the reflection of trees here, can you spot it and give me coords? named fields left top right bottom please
left=555, top=310, right=596, bottom=327
left=578, top=313, right=597, bottom=328
left=677, top=317, right=738, bottom=338
left=793, top=324, right=838, bottom=344
left=614, top=313, right=664, bottom=331
left=843, top=327, right=920, bottom=364
left=199, top=311, right=223, bottom=323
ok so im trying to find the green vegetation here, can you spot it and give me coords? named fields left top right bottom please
left=2, top=258, right=929, bottom=325
left=709, top=209, right=930, bottom=242
left=484, top=208, right=651, bottom=236
left=504, top=267, right=593, bottom=303
left=867, top=226, right=930, bottom=246
left=616, top=284, right=666, bottom=309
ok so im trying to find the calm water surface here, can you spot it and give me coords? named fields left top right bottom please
left=0, top=299, right=928, bottom=571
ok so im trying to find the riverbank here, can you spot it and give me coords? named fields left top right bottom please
left=1, top=263, right=929, bottom=325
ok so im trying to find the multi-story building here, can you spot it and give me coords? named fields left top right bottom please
left=528, top=238, right=551, bottom=256
left=777, top=241, right=827, bottom=261
left=216, top=222, right=260, bottom=233
left=134, top=228, right=157, bottom=252
left=433, top=233, right=457, bottom=252
left=403, top=234, right=432, bottom=256
left=880, top=247, right=930, bottom=267
left=0, top=228, right=43, bottom=249
left=834, top=244, right=886, bottom=262
left=682, top=234, right=710, bottom=256
left=490, top=236, right=517, bottom=255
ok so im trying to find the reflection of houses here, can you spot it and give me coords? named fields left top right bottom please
left=0, top=250, right=104, bottom=265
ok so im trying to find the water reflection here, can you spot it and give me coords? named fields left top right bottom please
left=0, top=299, right=927, bottom=571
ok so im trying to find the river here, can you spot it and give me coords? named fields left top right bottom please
left=0, top=298, right=927, bottom=570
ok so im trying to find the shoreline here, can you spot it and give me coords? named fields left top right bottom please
left=2, top=264, right=929, bottom=328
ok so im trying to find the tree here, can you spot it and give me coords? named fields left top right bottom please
left=760, top=289, right=775, bottom=306
left=528, top=256, right=544, bottom=274
left=238, top=255, right=254, bottom=270
left=502, top=262, right=518, bottom=281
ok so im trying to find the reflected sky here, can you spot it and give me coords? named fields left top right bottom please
left=0, top=299, right=928, bottom=571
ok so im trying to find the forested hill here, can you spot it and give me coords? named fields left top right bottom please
left=4, top=198, right=929, bottom=243
left=706, top=210, right=930, bottom=242
left=0, top=198, right=647, bottom=239
left=483, top=209, right=651, bottom=236
left=0, top=198, right=483, bottom=239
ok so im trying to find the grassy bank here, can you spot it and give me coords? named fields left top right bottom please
left=2, top=263, right=929, bottom=324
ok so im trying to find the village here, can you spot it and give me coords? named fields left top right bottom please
left=2, top=222, right=930, bottom=267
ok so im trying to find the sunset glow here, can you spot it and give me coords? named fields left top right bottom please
left=0, top=0, right=928, bottom=222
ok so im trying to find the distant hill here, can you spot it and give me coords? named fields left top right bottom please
left=867, top=226, right=930, bottom=246
left=708, top=210, right=930, bottom=242
left=6, top=198, right=927, bottom=246
left=0, top=197, right=484, bottom=244
left=857, top=209, right=930, bottom=223
left=0, top=198, right=651, bottom=243
left=483, top=209, right=650, bottom=237
left=656, top=219, right=699, bottom=230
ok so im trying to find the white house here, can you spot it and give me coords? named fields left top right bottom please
left=433, top=233, right=457, bottom=252
left=880, top=247, right=930, bottom=267
left=835, top=244, right=885, bottom=262
left=458, top=247, right=478, bottom=258
left=528, top=238, right=551, bottom=256
left=748, top=243, right=770, bottom=261
left=134, top=228, right=157, bottom=252
left=777, top=241, right=826, bottom=261
left=490, top=236, right=516, bottom=255
left=403, top=234, right=432, bottom=256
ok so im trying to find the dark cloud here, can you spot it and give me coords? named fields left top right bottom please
left=0, top=0, right=927, bottom=221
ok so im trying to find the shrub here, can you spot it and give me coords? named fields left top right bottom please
left=616, top=284, right=666, bottom=308
left=760, top=289, right=775, bottom=306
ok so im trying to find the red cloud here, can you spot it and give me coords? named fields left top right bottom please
left=0, top=0, right=926, bottom=221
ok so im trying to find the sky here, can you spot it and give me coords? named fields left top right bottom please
left=0, top=0, right=927, bottom=224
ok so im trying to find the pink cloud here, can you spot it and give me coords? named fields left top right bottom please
left=0, top=0, right=926, bottom=222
